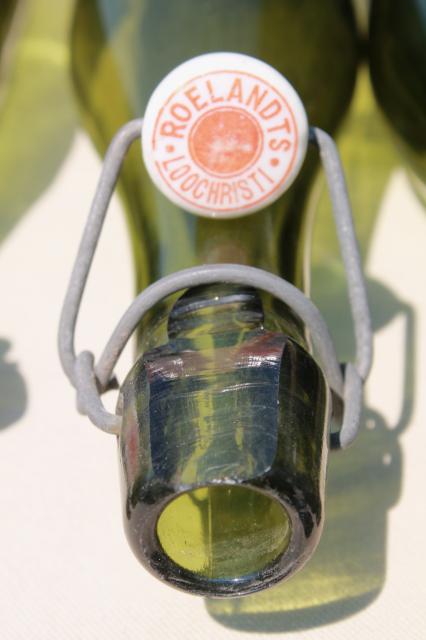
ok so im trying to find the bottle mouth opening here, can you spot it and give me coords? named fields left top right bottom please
left=156, top=484, right=292, bottom=585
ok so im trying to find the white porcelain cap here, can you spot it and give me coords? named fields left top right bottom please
left=142, top=52, right=309, bottom=218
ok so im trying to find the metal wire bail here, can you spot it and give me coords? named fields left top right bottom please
left=58, top=119, right=372, bottom=448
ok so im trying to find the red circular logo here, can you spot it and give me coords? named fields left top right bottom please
left=189, top=107, right=263, bottom=177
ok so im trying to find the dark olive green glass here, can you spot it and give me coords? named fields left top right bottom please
left=119, top=285, right=329, bottom=596
left=71, top=0, right=358, bottom=595
left=369, top=0, right=426, bottom=196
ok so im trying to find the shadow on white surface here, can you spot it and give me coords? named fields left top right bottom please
left=206, top=277, right=415, bottom=632
left=0, top=338, right=27, bottom=430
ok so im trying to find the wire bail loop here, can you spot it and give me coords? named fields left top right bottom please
left=58, top=120, right=372, bottom=449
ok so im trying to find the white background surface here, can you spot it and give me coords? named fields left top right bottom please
left=0, top=132, right=425, bottom=639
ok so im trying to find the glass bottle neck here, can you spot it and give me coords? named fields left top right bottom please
left=70, top=0, right=358, bottom=297
left=120, top=139, right=317, bottom=295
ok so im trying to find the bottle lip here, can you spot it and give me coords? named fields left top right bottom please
left=141, top=52, right=309, bottom=218
left=123, top=480, right=322, bottom=598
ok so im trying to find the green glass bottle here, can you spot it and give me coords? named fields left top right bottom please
left=369, top=0, right=426, bottom=199
left=70, top=0, right=359, bottom=596
left=119, top=278, right=329, bottom=595
left=71, top=0, right=359, bottom=292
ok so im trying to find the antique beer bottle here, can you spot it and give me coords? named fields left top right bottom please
left=69, top=0, right=360, bottom=596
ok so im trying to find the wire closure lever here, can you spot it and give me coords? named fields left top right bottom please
left=58, top=119, right=372, bottom=448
